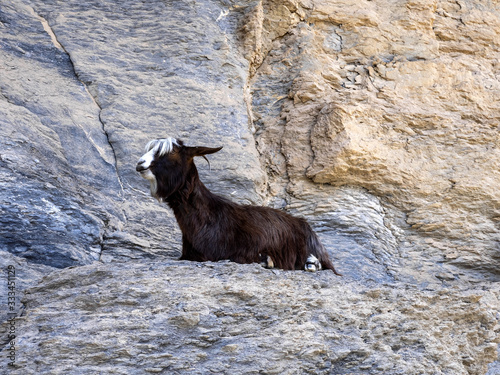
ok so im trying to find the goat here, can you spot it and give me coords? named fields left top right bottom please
left=136, top=137, right=340, bottom=274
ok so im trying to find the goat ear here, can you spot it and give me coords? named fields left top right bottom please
left=187, top=146, right=223, bottom=157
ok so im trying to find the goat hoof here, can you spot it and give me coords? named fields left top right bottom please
left=260, top=255, right=275, bottom=269
left=305, top=255, right=322, bottom=272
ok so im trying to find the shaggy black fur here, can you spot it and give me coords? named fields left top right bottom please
left=137, top=139, right=340, bottom=274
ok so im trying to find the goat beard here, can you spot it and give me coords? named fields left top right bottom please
left=153, top=173, right=188, bottom=203
left=149, top=179, right=159, bottom=201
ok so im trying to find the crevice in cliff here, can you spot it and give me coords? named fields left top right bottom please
left=240, top=2, right=309, bottom=206
left=240, top=1, right=308, bottom=80
left=29, top=7, right=129, bottom=263
left=31, top=8, right=126, bottom=203
left=84, top=92, right=126, bottom=201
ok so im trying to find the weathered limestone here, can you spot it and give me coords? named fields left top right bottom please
left=247, top=0, right=500, bottom=284
left=9, top=261, right=500, bottom=375
left=1, top=0, right=499, bottom=373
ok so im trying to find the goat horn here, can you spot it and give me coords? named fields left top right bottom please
left=202, top=155, right=211, bottom=171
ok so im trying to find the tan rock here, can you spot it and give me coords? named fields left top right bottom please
left=249, top=0, right=500, bottom=281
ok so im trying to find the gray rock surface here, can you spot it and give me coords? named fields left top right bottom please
left=1, top=0, right=499, bottom=373
left=9, top=261, right=500, bottom=375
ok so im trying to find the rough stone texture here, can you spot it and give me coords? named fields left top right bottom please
left=1, top=0, right=500, bottom=373
left=8, top=261, right=500, bottom=375
left=0, top=0, right=124, bottom=268
left=248, top=0, right=500, bottom=284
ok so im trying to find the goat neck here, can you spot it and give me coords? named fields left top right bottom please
left=166, top=164, right=218, bottom=228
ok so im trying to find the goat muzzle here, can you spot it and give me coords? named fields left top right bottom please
left=136, top=160, right=147, bottom=172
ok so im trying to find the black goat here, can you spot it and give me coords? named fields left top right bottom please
left=136, top=138, right=340, bottom=274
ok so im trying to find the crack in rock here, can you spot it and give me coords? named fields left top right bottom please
left=30, top=7, right=125, bottom=200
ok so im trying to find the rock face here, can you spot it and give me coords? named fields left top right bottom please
left=8, top=261, right=500, bottom=375
left=247, top=0, right=500, bottom=284
left=1, top=0, right=499, bottom=373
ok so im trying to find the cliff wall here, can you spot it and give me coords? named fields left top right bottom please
left=1, top=0, right=499, bottom=373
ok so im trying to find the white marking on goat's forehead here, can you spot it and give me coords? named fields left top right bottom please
left=145, top=138, right=180, bottom=156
